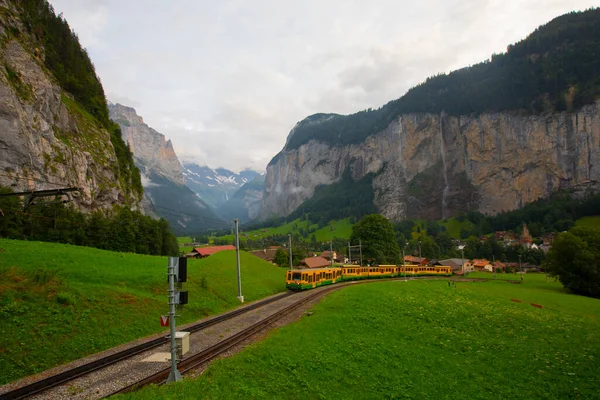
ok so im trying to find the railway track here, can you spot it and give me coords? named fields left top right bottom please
left=0, top=291, right=294, bottom=400
left=108, top=283, right=344, bottom=396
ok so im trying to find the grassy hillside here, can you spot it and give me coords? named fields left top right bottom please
left=116, top=275, right=600, bottom=399
left=216, top=218, right=353, bottom=246
left=575, top=216, right=600, bottom=230
left=0, top=239, right=285, bottom=384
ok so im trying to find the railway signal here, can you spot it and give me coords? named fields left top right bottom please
left=166, top=256, right=188, bottom=383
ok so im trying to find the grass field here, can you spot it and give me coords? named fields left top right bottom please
left=115, top=274, right=600, bottom=399
left=0, top=239, right=286, bottom=384
left=575, top=216, right=600, bottom=230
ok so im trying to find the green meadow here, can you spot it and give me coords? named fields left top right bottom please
left=575, top=216, right=600, bottom=230
left=116, top=276, right=600, bottom=399
left=0, top=239, right=286, bottom=384
left=216, top=217, right=353, bottom=244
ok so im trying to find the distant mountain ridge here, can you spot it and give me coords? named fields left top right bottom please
left=216, top=174, right=265, bottom=224
left=183, top=163, right=260, bottom=209
left=109, top=104, right=226, bottom=234
left=262, top=8, right=600, bottom=223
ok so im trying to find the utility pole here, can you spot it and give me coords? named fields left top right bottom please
left=418, top=240, right=422, bottom=267
left=288, top=234, right=293, bottom=270
left=519, top=254, right=523, bottom=282
left=348, top=241, right=351, bottom=264
left=461, top=248, right=465, bottom=276
left=402, top=244, right=407, bottom=282
left=167, top=257, right=182, bottom=383
left=493, top=255, right=496, bottom=280
left=234, top=219, right=243, bottom=303
left=330, top=241, right=333, bottom=268
left=359, top=239, right=363, bottom=267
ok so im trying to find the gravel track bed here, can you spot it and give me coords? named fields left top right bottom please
left=1, top=288, right=334, bottom=400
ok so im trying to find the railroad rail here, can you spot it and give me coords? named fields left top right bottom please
left=109, top=283, right=344, bottom=396
left=0, top=291, right=294, bottom=400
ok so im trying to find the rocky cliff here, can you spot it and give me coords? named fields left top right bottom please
left=216, top=173, right=265, bottom=224
left=261, top=103, right=600, bottom=221
left=109, top=103, right=184, bottom=185
left=108, top=104, right=226, bottom=234
left=0, top=2, right=139, bottom=209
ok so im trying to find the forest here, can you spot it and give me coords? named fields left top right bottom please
left=0, top=187, right=179, bottom=256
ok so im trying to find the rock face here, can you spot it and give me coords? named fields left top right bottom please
left=109, top=104, right=225, bottom=234
left=0, top=7, right=138, bottom=209
left=261, top=104, right=600, bottom=221
left=109, top=103, right=184, bottom=185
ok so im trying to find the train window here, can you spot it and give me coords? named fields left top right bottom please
left=292, top=272, right=301, bottom=281
left=308, top=276, right=312, bottom=283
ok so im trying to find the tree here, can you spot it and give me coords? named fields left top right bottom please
left=273, top=248, right=289, bottom=268
left=543, top=227, right=600, bottom=298
left=350, top=214, right=400, bottom=264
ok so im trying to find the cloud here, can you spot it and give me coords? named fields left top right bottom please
left=49, top=0, right=599, bottom=172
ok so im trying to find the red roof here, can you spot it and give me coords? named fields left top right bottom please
left=301, top=256, right=331, bottom=269
left=472, top=259, right=490, bottom=267
left=404, top=255, right=428, bottom=265
left=194, top=245, right=236, bottom=256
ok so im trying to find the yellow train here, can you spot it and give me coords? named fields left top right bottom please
left=286, top=264, right=452, bottom=290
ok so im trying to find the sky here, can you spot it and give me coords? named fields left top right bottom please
left=50, top=0, right=598, bottom=173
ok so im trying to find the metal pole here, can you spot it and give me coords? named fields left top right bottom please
left=167, top=257, right=182, bottom=383
left=330, top=241, right=333, bottom=268
left=493, top=255, right=496, bottom=279
left=348, top=241, right=351, bottom=264
left=418, top=240, right=422, bottom=266
left=519, top=254, right=523, bottom=281
left=461, top=248, right=464, bottom=276
left=402, top=247, right=406, bottom=281
left=234, top=219, right=243, bottom=303
left=288, top=234, right=293, bottom=270
left=359, top=239, right=363, bottom=267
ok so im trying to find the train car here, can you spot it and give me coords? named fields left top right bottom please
left=367, top=265, right=397, bottom=279
left=340, top=265, right=370, bottom=281
left=286, top=267, right=342, bottom=290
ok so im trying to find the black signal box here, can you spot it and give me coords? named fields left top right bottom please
left=177, top=257, right=187, bottom=283
left=178, top=291, right=189, bottom=305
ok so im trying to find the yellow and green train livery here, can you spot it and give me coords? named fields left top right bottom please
left=286, top=268, right=343, bottom=290
left=286, top=264, right=453, bottom=290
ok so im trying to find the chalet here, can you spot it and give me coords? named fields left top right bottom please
left=320, top=250, right=340, bottom=262
left=437, top=258, right=463, bottom=274
left=249, top=248, right=280, bottom=262
left=300, top=256, right=331, bottom=269
left=472, top=259, right=493, bottom=272
left=403, top=255, right=429, bottom=266
left=187, top=245, right=236, bottom=258
left=492, top=261, right=506, bottom=271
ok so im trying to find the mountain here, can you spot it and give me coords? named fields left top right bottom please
left=261, top=9, right=600, bottom=223
left=108, top=104, right=226, bottom=234
left=0, top=0, right=141, bottom=210
left=183, top=163, right=260, bottom=208
left=216, top=174, right=265, bottom=224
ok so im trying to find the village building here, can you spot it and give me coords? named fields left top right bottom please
left=472, top=259, right=493, bottom=272
left=300, top=256, right=331, bottom=269
left=186, top=245, right=237, bottom=258
left=320, top=250, right=340, bottom=262
left=437, top=258, right=463, bottom=274
left=403, top=255, right=429, bottom=265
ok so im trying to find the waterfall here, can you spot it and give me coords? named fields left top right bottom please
left=440, top=111, right=450, bottom=219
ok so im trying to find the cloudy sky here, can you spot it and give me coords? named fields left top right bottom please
left=50, top=0, right=597, bottom=172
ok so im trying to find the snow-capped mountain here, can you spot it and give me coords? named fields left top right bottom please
left=183, top=163, right=261, bottom=209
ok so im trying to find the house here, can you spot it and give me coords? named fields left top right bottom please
left=187, top=245, right=236, bottom=258
left=320, top=250, right=340, bottom=262
left=492, top=261, right=506, bottom=271
left=472, top=259, right=493, bottom=272
left=300, top=256, right=331, bottom=269
left=437, top=258, right=462, bottom=274
left=403, top=255, right=429, bottom=265
left=462, top=260, right=475, bottom=273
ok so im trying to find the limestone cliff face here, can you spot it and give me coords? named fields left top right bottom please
left=261, top=103, right=600, bottom=221
left=108, top=103, right=184, bottom=185
left=0, top=6, right=138, bottom=209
